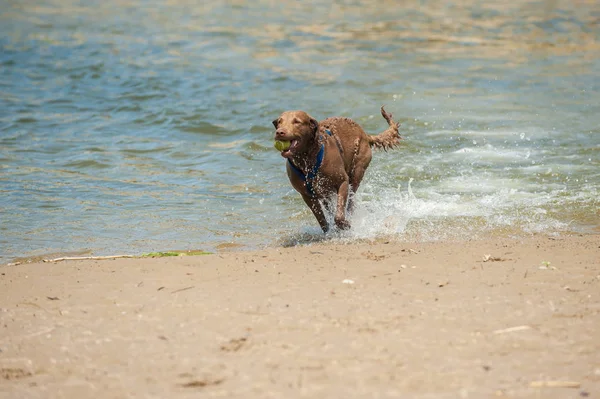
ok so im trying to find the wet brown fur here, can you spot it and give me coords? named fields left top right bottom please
left=272, top=106, right=401, bottom=232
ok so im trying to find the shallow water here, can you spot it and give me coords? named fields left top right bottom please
left=1, top=0, right=599, bottom=262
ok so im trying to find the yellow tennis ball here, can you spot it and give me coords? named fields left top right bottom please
left=274, top=140, right=291, bottom=151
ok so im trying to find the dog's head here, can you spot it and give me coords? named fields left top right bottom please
left=272, top=111, right=318, bottom=159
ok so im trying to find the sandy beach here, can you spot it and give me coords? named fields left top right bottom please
left=1, top=234, right=599, bottom=398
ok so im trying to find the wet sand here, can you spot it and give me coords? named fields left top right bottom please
left=1, top=235, right=599, bottom=398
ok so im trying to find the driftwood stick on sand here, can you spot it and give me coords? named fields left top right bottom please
left=492, top=325, right=531, bottom=334
left=43, top=255, right=135, bottom=263
left=171, top=286, right=195, bottom=294
left=529, top=380, right=581, bottom=388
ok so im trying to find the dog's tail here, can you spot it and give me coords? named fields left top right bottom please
left=367, top=106, right=401, bottom=151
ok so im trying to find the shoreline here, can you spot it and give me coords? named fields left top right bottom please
left=5, top=229, right=599, bottom=267
left=1, top=234, right=599, bottom=398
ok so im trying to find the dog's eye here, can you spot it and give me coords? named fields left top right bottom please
left=272, top=119, right=279, bottom=128
left=292, top=118, right=301, bottom=124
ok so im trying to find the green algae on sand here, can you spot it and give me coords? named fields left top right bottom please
left=140, top=250, right=212, bottom=258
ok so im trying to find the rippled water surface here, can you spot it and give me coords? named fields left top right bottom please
left=1, top=0, right=599, bottom=262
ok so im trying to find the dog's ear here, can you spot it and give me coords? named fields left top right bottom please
left=309, top=117, right=319, bottom=137
left=272, top=119, right=279, bottom=128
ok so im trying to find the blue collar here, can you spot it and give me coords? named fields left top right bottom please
left=287, top=129, right=331, bottom=197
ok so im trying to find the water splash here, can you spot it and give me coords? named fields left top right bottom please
left=343, top=176, right=572, bottom=242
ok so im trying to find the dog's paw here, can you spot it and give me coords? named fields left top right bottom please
left=335, top=219, right=351, bottom=230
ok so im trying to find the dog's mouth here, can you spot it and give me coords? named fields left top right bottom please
left=280, top=139, right=299, bottom=158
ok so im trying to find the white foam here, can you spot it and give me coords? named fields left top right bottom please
left=424, top=127, right=554, bottom=140
left=450, top=144, right=531, bottom=162
left=435, top=175, right=541, bottom=193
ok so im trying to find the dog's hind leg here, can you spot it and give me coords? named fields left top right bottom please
left=347, top=138, right=372, bottom=214
left=348, top=165, right=366, bottom=214
left=334, top=180, right=351, bottom=230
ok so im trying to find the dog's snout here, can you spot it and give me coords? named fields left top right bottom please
left=275, top=129, right=287, bottom=138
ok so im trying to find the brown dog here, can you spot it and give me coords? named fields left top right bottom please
left=273, top=106, right=401, bottom=232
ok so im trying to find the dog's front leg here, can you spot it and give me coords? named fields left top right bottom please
left=334, top=180, right=351, bottom=230
left=301, top=194, right=330, bottom=233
